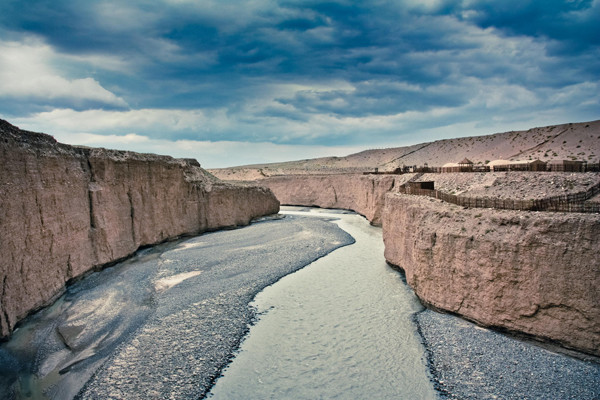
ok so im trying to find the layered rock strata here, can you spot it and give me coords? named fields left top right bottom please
left=260, top=174, right=415, bottom=225
left=382, top=193, right=600, bottom=356
left=0, top=120, right=279, bottom=339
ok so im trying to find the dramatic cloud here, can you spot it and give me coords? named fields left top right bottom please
left=0, top=0, right=598, bottom=167
left=0, top=38, right=128, bottom=112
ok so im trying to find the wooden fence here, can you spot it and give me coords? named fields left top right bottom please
left=366, top=162, right=600, bottom=175
left=399, top=182, right=600, bottom=213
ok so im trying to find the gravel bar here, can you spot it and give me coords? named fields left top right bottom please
left=416, top=309, right=600, bottom=400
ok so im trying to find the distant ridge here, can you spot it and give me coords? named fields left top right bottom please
left=210, top=120, right=600, bottom=180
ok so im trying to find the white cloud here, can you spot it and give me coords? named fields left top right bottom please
left=14, top=108, right=229, bottom=139
left=472, top=81, right=540, bottom=109
left=28, top=128, right=364, bottom=168
left=0, top=38, right=128, bottom=107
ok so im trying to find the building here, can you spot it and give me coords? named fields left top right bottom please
left=441, top=158, right=474, bottom=173
left=488, top=159, right=547, bottom=172
left=441, top=162, right=460, bottom=173
left=548, top=160, right=586, bottom=172
left=406, top=181, right=435, bottom=191
left=458, top=158, right=474, bottom=172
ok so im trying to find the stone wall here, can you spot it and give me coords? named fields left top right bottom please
left=0, top=120, right=279, bottom=338
left=382, top=193, right=600, bottom=356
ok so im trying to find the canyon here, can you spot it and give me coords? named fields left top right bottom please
left=0, top=120, right=279, bottom=339
left=383, top=194, right=599, bottom=356
left=2, top=117, right=599, bottom=358
left=243, top=172, right=600, bottom=356
left=213, top=120, right=600, bottom=357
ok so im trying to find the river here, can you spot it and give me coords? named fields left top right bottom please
left=0, top=207, right=436, bottom=399
left=2, top=207, right=597, bottom=399
left=209, top=207, right=437, bottom=399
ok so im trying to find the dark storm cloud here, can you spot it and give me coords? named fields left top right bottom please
left=0, top=0, right=598, bottom=153
left=276, top=80, right=469, bottom=117
left=452, top=0, right=600, bottom=49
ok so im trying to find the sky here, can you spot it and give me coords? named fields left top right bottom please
left=0, top=0, right=599, bottom=168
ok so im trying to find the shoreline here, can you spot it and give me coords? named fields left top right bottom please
left=0, top=215, right=354, bottom=399
left=414, top=308, right=600, bottom=399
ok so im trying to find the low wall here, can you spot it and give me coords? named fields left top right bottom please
left=402, top=184, right=600, bottom=213
left=0, top=120, right=279, bottom=338
left=382, top=193, right=600, bottom=356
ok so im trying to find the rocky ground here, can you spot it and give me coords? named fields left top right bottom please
left=0, top=216, right=353, bottom=400
left=417, top=310, right=600, bottom=400
left=419, top=171, right=600, bottom=199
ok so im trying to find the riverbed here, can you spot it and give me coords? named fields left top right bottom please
left=0, top=211, right=354, bottom=399
left=1, top=207, right=598, bottom=399
left=208, top=207, right=437, bottom=399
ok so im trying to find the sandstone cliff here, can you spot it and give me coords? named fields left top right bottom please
left=382, top=193, right=600, bottom=356
left=259, top=174, right=414, bottom=225
left=0, top=120, right=279, bottom=339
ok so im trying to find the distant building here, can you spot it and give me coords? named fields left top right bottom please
left=405, top=181, right=435, bottom=193
left=548, top=160, right=586, bottom=172
left=441, top=158, right=474, bottom=173
left=406, top=181, right=435, bottom=190
left=441, top=162, right=460, bottom=173
left=488, top=159, right=547, bottom=172
left=458, top=158, right=474, bottom=172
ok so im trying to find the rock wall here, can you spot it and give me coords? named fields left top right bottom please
left=0, top=120, right=279, bottom=338
left=261, top=174, right=414, bottom=225
left=382, top=193, right=600, bottom=356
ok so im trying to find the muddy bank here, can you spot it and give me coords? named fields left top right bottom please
left=0, top=119, right=279, bottom=339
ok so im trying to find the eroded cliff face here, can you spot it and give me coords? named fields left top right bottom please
left=0, top=120, right=279, bottom=338
left=261, top=174, right=415, bottom=225
left=382, top=193, right=600, bottom=356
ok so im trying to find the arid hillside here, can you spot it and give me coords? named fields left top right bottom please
left=210, top=120, right=600, bottom=180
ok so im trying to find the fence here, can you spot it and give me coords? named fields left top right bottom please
left=398, top=182, right=600, bottom=213
left=371, top=162, right=600, bottom=175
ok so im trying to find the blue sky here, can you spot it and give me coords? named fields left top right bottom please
left=1, top=0, right=598, bottom=168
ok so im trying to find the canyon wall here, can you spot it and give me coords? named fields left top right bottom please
left=382, top=193, right=600, bottom=356
left=243, top=171, right=600, bottom=355
left=0, top=120, right=279, bottom=339
left=261, top=174, right=415, bottom=225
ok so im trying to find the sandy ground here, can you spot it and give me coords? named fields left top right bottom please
left=418, top=171, right=600, bottom=199
left=210, top=119, right=600, bottom=178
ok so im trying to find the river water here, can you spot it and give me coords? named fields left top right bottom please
left=209, top=207, right=437, bottom=399
left=0, top=207, right=437, bottom=399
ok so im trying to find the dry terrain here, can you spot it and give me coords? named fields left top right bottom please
left=210, top=119, right=600, bottom=180
left=210, top=118, right=600, bottom=358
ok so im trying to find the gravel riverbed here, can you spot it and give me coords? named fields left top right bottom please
left=0, top=214, right=353, bottom=399
left=417, top=310, right=600, bottom=399
left=1, top=208, right=598, bottom=399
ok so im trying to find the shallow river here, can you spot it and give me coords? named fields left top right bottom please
left=0, top=207, right=436, bottom=399
left=209, top=207, right=437, bottom=399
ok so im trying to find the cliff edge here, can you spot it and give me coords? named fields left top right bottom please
left=382, top=194, right=600, bottom=356
left=245, top=170, right=600, bottom=356
left=0, top=120, right=279, bottom=339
